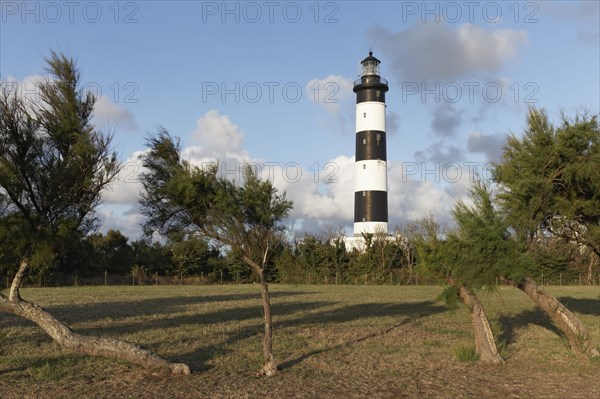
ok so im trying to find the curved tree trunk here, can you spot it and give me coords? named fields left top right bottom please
left=0, top=259, right=190, bottom=375
left=458, top=285, right=504, bottom=363
left=258, top=268, right=277, bottom=376
left=513, top=277, right=599, bottom=358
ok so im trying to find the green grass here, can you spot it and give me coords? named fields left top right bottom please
left=454, top=345, right=479, bottom=362
left=0, top=284, right=598, bottom=398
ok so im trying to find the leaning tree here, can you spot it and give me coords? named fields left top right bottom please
left=0, top=52, right=190, bottom=374
left=407, top=208, right=504, bottom=364
left=139, top=129, right=292, bottom=376
left=493, top=107, right=599, bottom=358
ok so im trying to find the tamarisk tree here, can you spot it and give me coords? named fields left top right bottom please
left=408, top=208, right=504, bottom=364
left=494, top=108, right=599, bottom=358
left=139, top=129, right=292, bottom=376
left=0, top=52, right=190, bottom=374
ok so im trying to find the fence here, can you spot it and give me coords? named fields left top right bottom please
left=4, top=269, right=599, bottom=288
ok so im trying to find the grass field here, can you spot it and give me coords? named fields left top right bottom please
left=1, top=284, right=598, bottom=398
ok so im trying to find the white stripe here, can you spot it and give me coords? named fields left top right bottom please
left=355, top=160, right=387, bottom=191
left=356, top=102, right=386, bottom=133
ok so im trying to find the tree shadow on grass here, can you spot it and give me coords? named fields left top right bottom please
left=176, top=300, right=448, bottom=373
left=278, top=301, right=447, bottom=370
left=0, top=290, right=323, bottom=373
left=286, top=301, right=446, bottom=327
left=40, top=290, right=315, bottom=325
left=557, top=297, right=600, bottom=316
left=497, top=307, right=563, bottom=346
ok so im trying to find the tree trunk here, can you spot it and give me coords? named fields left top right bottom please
left=1, top=259, right=190, bottom=375
left=258, top=268, right=277, bottom=376
left=513, top=277, right=599, bottom=358
left=587, top=254, right=598, bottom=285
left=458, top=286, right=504, bottom=363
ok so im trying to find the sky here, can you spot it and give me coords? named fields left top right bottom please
left=1, top=0, right=599, bottom=240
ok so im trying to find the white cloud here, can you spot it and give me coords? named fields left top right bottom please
left=305, top=75, right=354, bottom=114
left=93, top=95, right=138, bottom=131
left=305, top=75, right=356, bottom=136
left=103, top=150, right=147, bottom=205
left=98, top=110, right=476, bottom=238
left=97, top=206, right=146, bottom=240
left=2, top=76, right=139, bottom=133
left=190, top=109, right=245, bottom=154
left=1, top=75, right=48, bottom=115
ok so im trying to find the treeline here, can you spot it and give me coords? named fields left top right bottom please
left=1, top=224, right=595, bottom=287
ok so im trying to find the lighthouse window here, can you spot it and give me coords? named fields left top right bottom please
left=363, top=164, right=366, bottom=170
left=376, top=134, right=381, bottom=145
left=363, top=112, right=366, bottom=118
left=363, top=191, right=366, bottom=196
left=363, top=138, right=366, bottom=144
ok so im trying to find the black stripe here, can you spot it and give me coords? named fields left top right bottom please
left=356, top=131, right=387, bottom=161
left=356, top=89, right=386, bottom=103
left=354, top=76, right=389, bottom=103
left=354, top=191, right=388, bottom=223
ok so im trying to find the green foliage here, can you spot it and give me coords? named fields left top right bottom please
left=0, top=51, right=119, bottom=274
left=437, top=285, right=460, bottom=309
left=87, top=229, right=134, bottom=274
left=131, top=239, right=172, bottom=275
left=494, top=107, right=600, bottom=256
left=447, top=181, right=533, bottom=288
left=139, top=130, right=293, bottom=273
left=168, top=233, right=213, bottom=277
left=409, top=181, right=533, bottom=292
left=406, top=215, right=448, bottom=280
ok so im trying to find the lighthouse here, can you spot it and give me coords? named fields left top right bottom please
left=353, top=51, right=389, bottom=237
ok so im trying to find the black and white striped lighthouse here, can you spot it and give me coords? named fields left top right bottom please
left=353, top=51, right=389, bottom=236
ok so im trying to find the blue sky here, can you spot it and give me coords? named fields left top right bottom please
left=1, top=1, right=599, bottom=239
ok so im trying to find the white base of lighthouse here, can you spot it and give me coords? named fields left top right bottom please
left=343, top=231, right=396, bottom=252
left=353, top=221, right=388, bottom=235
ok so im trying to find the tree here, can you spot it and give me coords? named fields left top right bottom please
left=494, top=108, right=599, bottom=357
left=494, top=108, right=600, bottom=282
left=0, top=52, right=189, bottom=374
left=139, top=129, right=292, bottom=376
left=167, top=232, right=211, bottom=283
left=407, top=211, right=504, bottom=363
left=88, top=229, right=134, bottom=274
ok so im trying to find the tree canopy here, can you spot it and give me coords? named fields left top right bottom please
left=0, top=51, right=119, bottom=273
left=494, top=108, right=600, bottom=257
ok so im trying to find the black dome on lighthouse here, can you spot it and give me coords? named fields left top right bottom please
left=360, top=51, right=381, bottom=66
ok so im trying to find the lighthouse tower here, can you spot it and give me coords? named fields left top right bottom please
left=353, top=51, right=389, bottom=237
